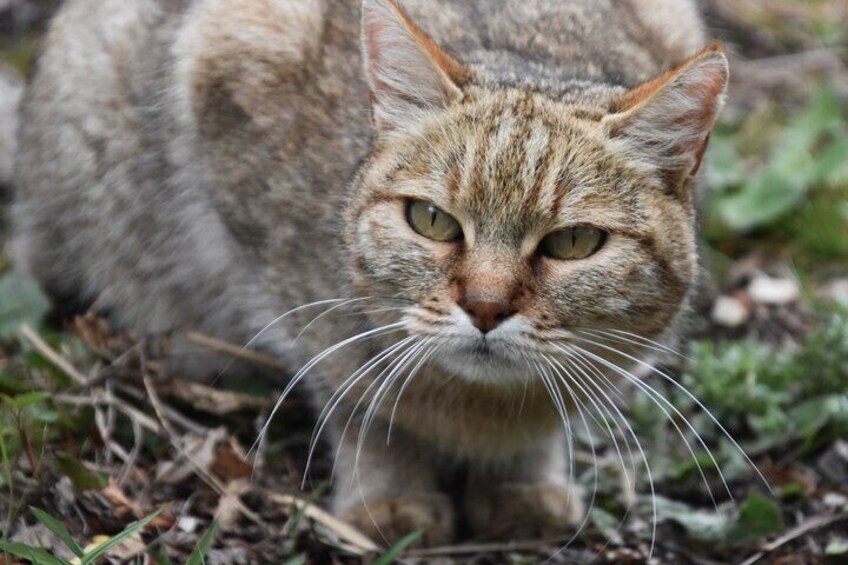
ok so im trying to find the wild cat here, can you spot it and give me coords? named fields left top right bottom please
left=10, top=0, right=731, bottom=546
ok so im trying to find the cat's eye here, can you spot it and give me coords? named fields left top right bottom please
left=540, top=227, right=607, bottom=260
left=405, top=200, right=463, bottom=242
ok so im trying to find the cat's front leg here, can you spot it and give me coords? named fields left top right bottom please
left=329, top=415, right=455, bottom=547
left=465, top=430, right=585, bottom=540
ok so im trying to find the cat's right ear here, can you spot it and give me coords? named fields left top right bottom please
left=361, top=0, right=469, bottom=134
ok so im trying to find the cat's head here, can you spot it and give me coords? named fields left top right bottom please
left=346, top=0, right=728, bottom=383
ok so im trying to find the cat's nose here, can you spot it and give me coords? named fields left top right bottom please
left=461, top=298, right=517, bottom=334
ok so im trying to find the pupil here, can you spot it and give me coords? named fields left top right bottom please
left=429, top=206, right=437, bottom=228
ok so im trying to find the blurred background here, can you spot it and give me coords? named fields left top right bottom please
left=0, top=1, right=846, bottom=563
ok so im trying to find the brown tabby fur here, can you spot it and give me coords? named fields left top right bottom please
left=9, top=0, right=727, bottom=546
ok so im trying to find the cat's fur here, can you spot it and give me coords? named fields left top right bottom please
left=10, top=0, right=726, bottom=545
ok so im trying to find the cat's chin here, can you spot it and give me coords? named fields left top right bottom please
left=432, top=342, right=531, bottom=386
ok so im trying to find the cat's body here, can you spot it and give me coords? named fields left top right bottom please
left=10, top=0, right=724, bottom=545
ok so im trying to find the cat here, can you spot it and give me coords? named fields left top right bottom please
left=9, top=0, right=727, bottom=546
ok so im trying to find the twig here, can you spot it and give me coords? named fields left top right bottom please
left=55, top=392, right=161, bottom=434
left=267, top=492, right=379, bottom=555
left=739, top=512, right=848, bottom=565
left=186, top=331, right=290, bottom=372
left=20, top=324, right=88, bottom=385
left=118, top=382, right=208, bottom=435
left=407, top=538, right=568, bottom=558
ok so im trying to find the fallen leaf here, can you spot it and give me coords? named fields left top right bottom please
left=212, top=438, right=253, bottom=482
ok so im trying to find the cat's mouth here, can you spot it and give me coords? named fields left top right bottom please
left=433, top=337, right=530, bottom=383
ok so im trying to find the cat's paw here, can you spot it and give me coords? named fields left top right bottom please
left=339, top=492, right=455, bottom=547
left=467, top=482, right=584, bottom=540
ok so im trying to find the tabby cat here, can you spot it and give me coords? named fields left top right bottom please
left=10, top=0, right=727, bottom=545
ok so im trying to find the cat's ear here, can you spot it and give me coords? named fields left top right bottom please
left=361, top=0, right=469, bottom=133
left=603, top=44, right=729, bottom=191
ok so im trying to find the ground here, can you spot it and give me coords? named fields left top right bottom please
left=1, top=1, right=847, bottom=563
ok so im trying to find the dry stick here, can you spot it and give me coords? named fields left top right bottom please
left=20, top=324, right=88, bottom=385
left=266, top=493, right=379, bottom=554
left=407, top=537, right=575, bottom=558
left=186, top=331, right=291, bottom=372
left=116, top=382, right=208, bottom=436
left=739, top=512, right=848, bottom=565
left=55, top=392, right=161, bottom=434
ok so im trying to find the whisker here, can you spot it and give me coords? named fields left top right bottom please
left=572, top=333, right=772, bottom=494
left=539, top=356, right=599, bottom=560
left=566, top=339, right=729, bottom=508
left=251, top=322, right=406, bottom=456
left=356, top=339, right=427, bottom=459
left=387, top=341, right=440, bottom=444
left=212, top=298, right=358, bottom=383
left=304, top=336, right=418, bottom=483
left=294, top=297, right=409, bottom=342
left=328, top=337, right=421, bottom=481
left=562, top=348, right=657, bottom=558
left=578, top=327, right=692, bottom=362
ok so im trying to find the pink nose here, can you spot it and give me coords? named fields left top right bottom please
left=461, top=299, right=517, bottom=334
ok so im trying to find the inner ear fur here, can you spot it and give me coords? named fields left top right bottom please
left=361, top=0, right=470, bottom=133
left=603, top=43, right=730, bottom=191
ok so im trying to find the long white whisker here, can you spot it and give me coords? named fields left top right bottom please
left=329, top=338, right=421, bottom=481
left=572, top=333, right=772, bottom=494
left=579, top=327, right=691, bottom=362
left=562, top=347, right=657, bottom=558
left=356, top=339, right=427, bottom=460
left=540, top=355, right=600, bottom=558
left=387, top=342, right=440, bottom=444
left=567, top=340, right=728, bottom=508
left=294, top=297, right=407, bottom=342
left=304, top=336, right=418, bottom=483
left=251, top=322, right=406, bottom=456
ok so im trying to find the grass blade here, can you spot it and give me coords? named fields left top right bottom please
left=81, top=509, right=162, bottom=564
left=29, top=507, right=85, bottom=558
left=186, top=522, right=218, bottom=565
left=372, top=531, right=422, bottom=565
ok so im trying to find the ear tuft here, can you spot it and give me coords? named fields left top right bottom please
left=603, top=44, right=729, bottom=190
left=361, top=0, right=468, bottom=133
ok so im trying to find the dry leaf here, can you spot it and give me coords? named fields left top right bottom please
left=212, top=437, right=253, bottom=482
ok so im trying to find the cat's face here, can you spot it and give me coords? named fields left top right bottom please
left=346, top=0, right=727, bottom=383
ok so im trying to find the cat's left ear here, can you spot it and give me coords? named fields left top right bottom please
left=603, top=44, right=729, bottom=192
left=361, top=0, right=469, bottom=134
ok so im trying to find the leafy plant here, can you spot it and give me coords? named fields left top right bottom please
left=706, top=83, right=848, bottom=242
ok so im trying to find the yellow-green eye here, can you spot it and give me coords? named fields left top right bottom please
left=405, top=200, right=463, bottom=242
left=540, top=227, right=607, bottom=260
